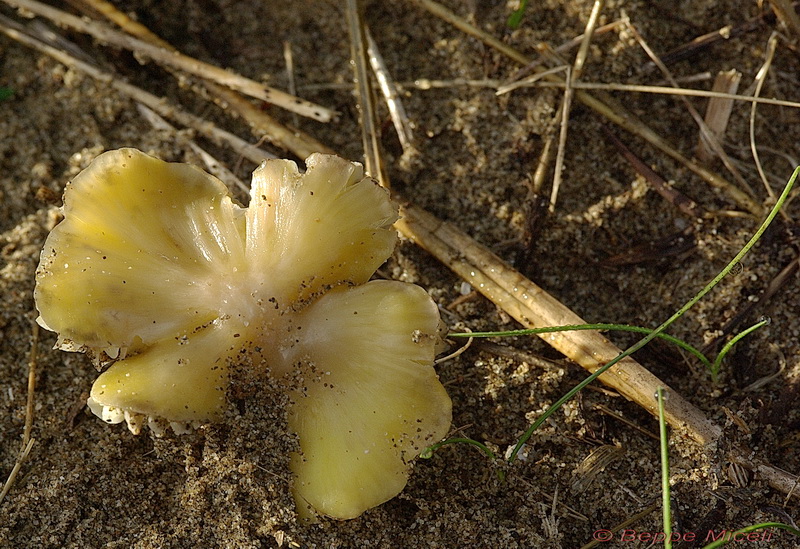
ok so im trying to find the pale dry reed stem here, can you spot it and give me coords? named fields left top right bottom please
left=3, top=0, right=336, bottom=122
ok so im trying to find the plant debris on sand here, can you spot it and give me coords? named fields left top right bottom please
left=2, top=1, right=800, bottom=547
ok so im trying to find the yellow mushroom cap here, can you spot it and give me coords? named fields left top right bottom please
left=278, top=281, right=452, bottom=519
left=246, top=153, right=399, bottom=303
left=34, top=148, right=246, bottom=356
left=34, top=148, right=452, bottom=519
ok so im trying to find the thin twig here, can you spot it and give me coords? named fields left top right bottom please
left=75, top=0, right=332, bottom=158
left=0, top=321, right=39, bottom=505
left=572, top=0, right=603, bottom=89
left=496, top=65, right=568, bottom=95
left=506, top=80, right=800, bottom=111
left=435, top=332, right=474, bottom=364
left=550, top=0, right=604, bottom=212
left=550, top=69, right=572, bottom=212
left=346, top=0, right=386, bottom=186
left=605, top=130, right=705, bottom=219
left=366, top=28, right=416, bottom=160
left=0, top=16, right=274, bottom=165
left=472, top=341, right=566, bottom=372
left=23, top=322, right=38, bottom=448
left=531, top=130, right=556, bottom=196
left=652, top=12, right=768, bottom=68
left=0, top=439, right=35, bottom=505
left=282, top=41, right=300, bottom=129
left=303, top=78, right=502, bottom=91
left=750, top=32, right=780, bottom=203
left=3, top=0, right=336, bottom=122
left=211, top=89, right=335, bottom=159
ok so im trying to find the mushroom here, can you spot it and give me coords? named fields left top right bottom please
left=34, top=148, right=452, bottom=519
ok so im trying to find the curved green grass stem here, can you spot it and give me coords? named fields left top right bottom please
left=420, top=437, right=497, bottom=461
left=420, top=437, right=504, bottom=480
left=451, top=324, right=714, bottom=370
left=710, top=316, right=771, bottom=382
left=657, top=387, right=673, bottom=549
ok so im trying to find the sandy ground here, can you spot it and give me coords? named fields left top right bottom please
left=2, top=0, right=800, bottom=547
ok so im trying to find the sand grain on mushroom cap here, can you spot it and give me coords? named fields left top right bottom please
left=34, top=148, right=452, bottom=519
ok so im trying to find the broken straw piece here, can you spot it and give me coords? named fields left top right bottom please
left=34, top=148, right=452, bottom=519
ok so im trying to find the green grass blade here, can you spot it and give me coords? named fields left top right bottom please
left=450, top=323, right=712, bottom=370
left=710, top=316, right=771, bottom=381
left=507, top=0, right=529, bottom=29
left=657, top=387, right=672, bottom=549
